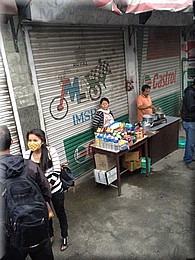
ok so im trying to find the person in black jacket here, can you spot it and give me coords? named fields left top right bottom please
left=92, top=97, right=114, bottom=132
left=0, top=125, right=54, bottom=260
left=181, top=79, right=195, bottom=170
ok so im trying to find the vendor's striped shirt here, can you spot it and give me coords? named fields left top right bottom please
left=93, top=110, right=114, bottom=131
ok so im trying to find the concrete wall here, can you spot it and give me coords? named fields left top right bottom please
left=1, top=18, right=40, bottom=148
left=123, top=26, right=139, bottom=124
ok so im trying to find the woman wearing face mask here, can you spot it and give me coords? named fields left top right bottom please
left=24, top=129, right=69, bottom=252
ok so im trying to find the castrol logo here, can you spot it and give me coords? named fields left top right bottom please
left=74, top=140, right=94, bottom=163
left=143, top=70, right=176, bottom=89
left=153, top=70, right=176, bottom=89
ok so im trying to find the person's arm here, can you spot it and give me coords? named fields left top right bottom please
left=92, top=111, right=103, bottom=131
left=138, top=104, right=156, bottom=110
left=137, top=95, right=145, bottom=110
left=137, top=96, right=155, bottom=110
left=28, top=160, right=51, bottom=202
left=188, top=91, right=195, bottom=112
left=47, top=146, right=61, bottom=188
left=110, top=110, right=114, bottom=119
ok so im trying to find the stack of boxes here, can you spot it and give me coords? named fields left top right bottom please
left=93, top=154, right=117, bottom=185
left=93, top=150, right=142, bottom=186
left=122, top=151, right=141, bottom=172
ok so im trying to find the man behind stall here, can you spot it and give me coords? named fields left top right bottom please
left=137, top=84, right=155, bottom=122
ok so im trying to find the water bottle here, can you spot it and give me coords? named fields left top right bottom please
left=105, top=134, right=109, bottom=149
left=102, top=133, right=107, bottom=149
left=95, top=133, right=99, bottom=146
left=99, top=133, right=103, bottom=147
left=107, top=134, right=112, bottom=150
left=110, top=135, right=114, bottom=150
left=114, top=137, right=119, bottom=151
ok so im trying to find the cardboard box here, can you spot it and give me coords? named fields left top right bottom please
left=125, top=151, right=139, bottom=162
left=94, top=167, right=117, bottom=185
left=122, top=158, right=141, bottom=172
left=94, top=153, right=116, bottom=171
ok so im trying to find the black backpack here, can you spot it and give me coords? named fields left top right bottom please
left=2, top=159, right=49, bottom=250
left=60, top=165, right=75, bottom=192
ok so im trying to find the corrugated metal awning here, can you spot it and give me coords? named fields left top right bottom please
left=93, top=0, right=193, bottom=14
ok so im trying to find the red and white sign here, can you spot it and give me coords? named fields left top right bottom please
left=153, top=70, right=176, bottom=89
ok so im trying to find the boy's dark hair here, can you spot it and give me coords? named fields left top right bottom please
left=0, top=125, right=11, bottom=151
left=100, top=97, right=109, bottom=104
left=142, top=84, right=151, bottom=92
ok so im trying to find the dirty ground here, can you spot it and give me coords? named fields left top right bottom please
left=50, top=133, right=195, bottom=260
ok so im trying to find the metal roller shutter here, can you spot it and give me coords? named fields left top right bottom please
left=26, top=26, right=128, bottom=177
left=137, top=26, right=181, bottom=116
left=0, top=50, right=21, bottom=155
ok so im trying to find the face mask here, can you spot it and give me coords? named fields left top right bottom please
left=28, top=142, right=42, bottom=152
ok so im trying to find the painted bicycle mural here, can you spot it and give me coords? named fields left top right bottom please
left=49, top=58, right=111, bottom=120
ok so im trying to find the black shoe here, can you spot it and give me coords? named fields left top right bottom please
left=60, top=237, right=69, bottom=251
left=185, top=163, right=195, bottom=170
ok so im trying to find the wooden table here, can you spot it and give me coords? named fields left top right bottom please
left=91, top=136, right=149, bottom=196
left=148, top=116, right=180, bottom=164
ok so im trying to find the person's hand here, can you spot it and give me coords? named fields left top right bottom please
left=61, top=161, right=70, bottom=168
left=151, top=105, right=156, bottom=111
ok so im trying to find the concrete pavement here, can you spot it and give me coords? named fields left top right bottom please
left=51, top=133, right=195, bottom=260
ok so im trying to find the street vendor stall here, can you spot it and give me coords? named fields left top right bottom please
left=148, top=116, right=180, bottom=164
left=91, top=136, right=149, bottom=196
left=90, top=122, right=150, bottom=196
left=90, top=115, right=180, bottom=196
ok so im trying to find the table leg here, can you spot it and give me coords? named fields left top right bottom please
left=91, top=148, right=96, bottom=168
left=144, top=139, right=149, bottom=177
left=116, top=155, right=121, bottom=196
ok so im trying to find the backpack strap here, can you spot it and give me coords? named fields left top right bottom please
left=22, top=159, right=29, bottom=178
left=29, top=151, right=33, bottom=159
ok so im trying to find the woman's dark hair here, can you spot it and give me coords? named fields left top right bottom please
left=100, top=97, right=109, bottom=104
left=26, top=129, right=49, bottom=172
